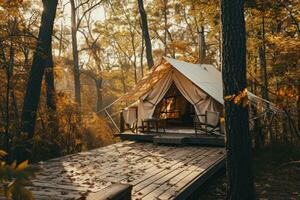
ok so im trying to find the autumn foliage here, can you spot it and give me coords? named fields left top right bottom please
left=0, top=0, right=299, bottom=164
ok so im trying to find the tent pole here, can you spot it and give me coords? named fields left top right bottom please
left=104, top=109, right=120, bottom=133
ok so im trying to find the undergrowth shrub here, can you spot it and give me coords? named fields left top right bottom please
left=81, top=112, right=115, bottom=150
left=12, top=92, right=115, bottom=163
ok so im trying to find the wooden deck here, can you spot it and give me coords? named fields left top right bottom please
left=29, top=141, right=225, bottom=200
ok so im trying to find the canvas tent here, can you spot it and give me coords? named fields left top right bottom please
left=121, top=57, right=279, bottom=129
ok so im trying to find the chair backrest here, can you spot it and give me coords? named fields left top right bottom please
left=206, top=110, right=220, bottom=127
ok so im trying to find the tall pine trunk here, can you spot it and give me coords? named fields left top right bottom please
left=70, top=0, right=81, bottom=108
left=137, top=0, right=154, bottom=69
left=21, top=0, right=58, bottom=139
left=221, top=0, right=255, bottom=199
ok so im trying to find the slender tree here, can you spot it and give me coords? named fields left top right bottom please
left=198, top=25, right=206, bottom=63
left=137, top=0, right=154, bottom=69
left=259, top=0, right=269, bottom=101
left=21, top=0, right=58, bottom=139
left=69, top=0, right=104, bottom=108
left=221, top=0, right=255, bottom=199
left=70, top=0, right=81, bottom=108
left=163, top=0, right=168, bottom=56
left=4, top=22, right=16, bottom=152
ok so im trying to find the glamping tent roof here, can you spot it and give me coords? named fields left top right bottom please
left=164, top=57, right=224, bottom=104
left=164, top=57, right=279, bottom=111
left=121, top=57, right=224, bottom=104
left=118, top=57, right=279, bottom=112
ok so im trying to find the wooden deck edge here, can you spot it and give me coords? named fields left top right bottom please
left=174, top=156, right=226, bottom=200
left=153, top=136, right=184, bottom=145
left=115, top=133, right=155, bottom=142
left=86, top=183, right=132, bottom=200
left=184, top=137, right=225, bottom=147
left=116, top=133, right=225, bottom=147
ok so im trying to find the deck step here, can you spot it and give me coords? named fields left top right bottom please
left=153, top=135, right=187, bottom=144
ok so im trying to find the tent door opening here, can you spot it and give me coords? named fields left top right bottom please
left=153, top=83, right=195, bottom=128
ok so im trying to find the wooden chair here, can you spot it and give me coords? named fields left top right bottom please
left=141, top=118, right=166, bottom=133
left=194, top=110, right=221, bottom=135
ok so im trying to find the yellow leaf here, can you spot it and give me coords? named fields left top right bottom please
left=11, top=161, right=16, bottom=168
left=220, top=117, right=225, bottom=123
left=242, top=96, right=249, bottom=107
left=224, top=95, right=234, bottom=101
left=0, top=150, right=7, bottom=157
left=17, top=160, right=28, bottom=170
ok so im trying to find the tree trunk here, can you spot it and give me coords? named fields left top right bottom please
left=297, top=79, right=300, bottom=131
left=259, top=6, right=273, bottom=143
left=45, top=47, right=59, bottom=136
left=95, top=78, right=103, bottom=112
left=198, top=26, right=206, bottom=63
left=259, top=47, right=268, bottom=100
left=21, top=0, right=58, bottom=139
left=137, top=0, right=154, bottom=69
left=10, top=90, right=19, bottom=124
left=45, top=44, right=56, bottom=112
left=5, top=37, right=15, bottom=152
left=120, top=66, right=127, bottom=94
left=163, top=0, right=167, bottom=56
left=58, top=21, right=63, bottom=58
left=70, top=0, right=81, bottom=108
left=140, top=28, right=144, bottom=77
left=218, top=29, right=222, bottom=69
left=130, top=31, right=138, bottom=84
left=221, top=0, right=255, bottom=199
left=259, top=2, right=269, bottom=101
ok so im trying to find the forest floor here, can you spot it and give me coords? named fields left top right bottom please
left=194, top=143, right=300, bottom=200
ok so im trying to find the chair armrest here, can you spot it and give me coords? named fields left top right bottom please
left=194, top=114, right=206, bottom=120
left=195, top=114, right=206, bottom=116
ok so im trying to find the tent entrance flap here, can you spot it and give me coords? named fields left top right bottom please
left=153, top=83, right=195, bottom=127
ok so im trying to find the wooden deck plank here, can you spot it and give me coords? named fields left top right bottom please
left=130, top=147, right=205, bottom=189
left=111, top=147, right=191, bottom=184
left=134, top=148, right=212, bottom=188
left=117, top=149, right=195, bottom=186
left=133, top=150, right=210, bottom=199
left=30, top=141, right=225, bottom=200
left=137, top=149, right=220, bottom=199
left=31, top=143, right=186, bottom=193
left=132, top=148, right=206, bottom=193
left=89, top=146, right=188, bottom=184
left=158, top=151, right=225, bottom=200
